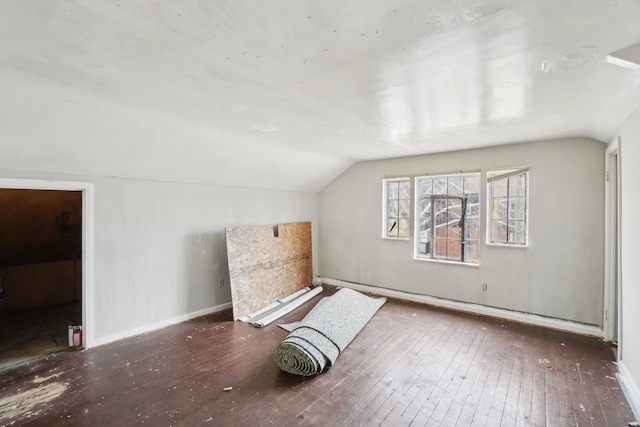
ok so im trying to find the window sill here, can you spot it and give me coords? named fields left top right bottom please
left=382, top=236, right=410, bottom=242
left=485, top=242, right=529, bottom=249
left=413, top=257, right=480, bottom=268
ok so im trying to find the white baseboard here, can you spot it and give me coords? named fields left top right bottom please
left=618, top=361, right=640, bottom=422
left=89, top=302, right=232, bottom=349
left=319, top=277, right=603, bottom=338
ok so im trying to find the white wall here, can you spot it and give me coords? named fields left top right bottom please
left=318, top=138, right=605, bottom=326
left=0, top=170, right=318, bottom=346
left=617, top=104, right=640, bottom=418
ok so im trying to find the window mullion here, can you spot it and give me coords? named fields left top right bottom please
left=461, top=197, right=467, bottom=262
left=430, top=196, right=435, bottom=258
left=506, top=176, right=511, bottom=243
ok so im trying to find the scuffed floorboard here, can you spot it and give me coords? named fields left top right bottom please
left=0, top=375, right=67, bottom=422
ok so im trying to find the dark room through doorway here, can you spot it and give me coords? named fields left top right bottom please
left=0, top=188, right=83, bottom=372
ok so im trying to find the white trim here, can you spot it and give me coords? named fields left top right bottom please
left=91, top=302, right=232, bottom=348
left=417, top=171, right=482, bottom=180
left=412, top=257, right=480, bottom=268
left=382, top=237, right=411, bottom=242
left=486, top=166, right=530, bottom=182
left=485, top=242, right=529, bottom=249
left=618, top=361, right=640, bottom=422
left=603, top=140, right=621, bottom=344
left=251, top=286, right=323, bottom=327
left=81, top=183, right=95, bottom=349
left=0, top=178, right=95, bottom=348
left=239, top=287, right=311, bottom=322
left=319, top=277, right=603, bottom=337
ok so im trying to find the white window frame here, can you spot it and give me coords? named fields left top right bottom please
left=486, top=167, right=529, bottom=247
left=382, top=177, right=411, bottom=240
left=414, top=173, right=481, bottom=266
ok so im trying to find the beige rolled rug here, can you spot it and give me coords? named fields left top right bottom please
left=274, top=288, right=386, bottom=376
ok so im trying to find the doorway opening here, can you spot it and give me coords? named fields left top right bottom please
left=0, top=179, right=93, bottom=372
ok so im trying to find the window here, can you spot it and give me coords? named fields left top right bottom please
left=415, top=173, right=480, bottom=264
left=487, top=167, right=529, bottom=245
left=383, top=178, right=410, bottom=239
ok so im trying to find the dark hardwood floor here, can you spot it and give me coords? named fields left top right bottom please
left=0, top=287, right=634, bottom=426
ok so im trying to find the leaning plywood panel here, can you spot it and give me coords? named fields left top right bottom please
left=226, top=222, right=312, bottom=320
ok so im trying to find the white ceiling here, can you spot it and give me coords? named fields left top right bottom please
left=1, top=1, right=640, bottom=192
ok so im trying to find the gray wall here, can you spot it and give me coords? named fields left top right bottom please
left=0, top=170, right=318, bottom=345
left=618, top=104, right=640, bottom=414
left=318, top=138, right=605, bottom=326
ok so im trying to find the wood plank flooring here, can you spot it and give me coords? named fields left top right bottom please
left=0, top=287, right=635, bottom=426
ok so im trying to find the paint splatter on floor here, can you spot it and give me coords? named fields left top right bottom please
left=0, top=375, right=68, bottom=422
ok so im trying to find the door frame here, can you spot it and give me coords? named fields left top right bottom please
left=603, top=139, right=621, bottom=348
left=0, top=178, right=95, bottom=348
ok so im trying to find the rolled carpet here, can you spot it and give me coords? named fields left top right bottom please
left=274, top=288, right=386, bottom=376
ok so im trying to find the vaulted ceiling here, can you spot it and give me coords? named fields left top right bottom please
left=1, top=1, right=640, bottom=192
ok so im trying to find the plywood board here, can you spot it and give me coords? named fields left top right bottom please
left=225, top=222, right=312, bottom=320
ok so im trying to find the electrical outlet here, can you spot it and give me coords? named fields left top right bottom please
left=482, top=283, right=488, bottom=291
left=218, top=278, right=225, bottom=288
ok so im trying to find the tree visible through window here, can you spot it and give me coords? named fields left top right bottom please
left=383, top=178, right=410, bottom=238
left=487, top=167, right=529, bottom=245
left=415, top=174, right=480, bottom=263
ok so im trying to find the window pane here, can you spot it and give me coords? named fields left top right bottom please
left=419, top=198, right=431, bottom=218
left=434, top=199, right=448, bottom=219
left=491, top=221, right=508, bottom=242
left=448, top=177, right=463, bottom=196
left=419, top=178, right=432, bottom=196
left=399, top=218, right=410, bottom=237
left=464, top=176, right=480, bottom=194
left=447, top=239, right=462, bottom=260
left=465, top=241, right=479, bottom=263
left=434, top=239, right=447, bottom=258
left=433, top=178, right=447, bottom=195
left=419, top=219, right=432, bottom=255
left=387, top=200, right=398, bottom=217
left=399, top=199, right=410, bottom=218
left=509, top=174, right=526, bottom=196
left=492, top=179, right=508, bottom=197
left=510, top=220, right=526, bottom=243
left=448, top=199, right=462, bottom=219
left=466, top=194, right=480, bottom=219
left=399, top=181, right=411, bottom=199
left=508, top=197, right=525, bottom=220
left=418, top=239, right=430, bottom=255
left=434, top=219, right=447, bottom=238
left=387, top=219, right=398, bottom=236
left=465, top=219, right=480, bottom=240
left=492, top=198, right=508, bottom=219
left=419, top=218, right=431, bottom=233
left=387, top=181, right=398, bottom=199
left=447, top=223, right=461, bottom=239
